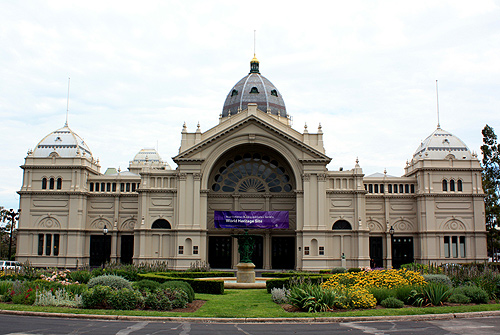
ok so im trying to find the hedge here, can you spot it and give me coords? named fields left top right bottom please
left=261, top=272, right=317, bottom=278
left=160, top=271, right=234, bottom=278
left=265, top=275, right=330, bottom=293
left=139, top=273, right=224, bottom=294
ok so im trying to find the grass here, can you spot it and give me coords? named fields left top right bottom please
left=1, top=289, right=499, bottom=318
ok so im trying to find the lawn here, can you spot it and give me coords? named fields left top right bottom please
left=1, top=289, right=499, bottom=318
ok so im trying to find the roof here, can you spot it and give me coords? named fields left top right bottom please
left=222, top=57, right=287, bottom=119
left=32, top=125, right=92, bottom=158
left=413, top=127, right=472, bottom=160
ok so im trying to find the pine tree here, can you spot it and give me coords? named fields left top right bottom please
left=481, top=125, right=500, bottom=260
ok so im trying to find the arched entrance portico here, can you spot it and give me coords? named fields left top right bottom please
left=206, top=144, right=297, bottom=269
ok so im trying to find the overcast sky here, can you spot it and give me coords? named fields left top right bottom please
left=1, top=1, right=499, bottom=210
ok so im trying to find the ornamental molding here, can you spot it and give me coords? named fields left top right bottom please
left=173, top=115, right=331, bottom=163
left=38, top=216, right=61, bottom=229
left=90, top=216, right=112, bottom=230
left=120, top=218, right=137, bottom=231
left=440, top=218, right=467, bottom=231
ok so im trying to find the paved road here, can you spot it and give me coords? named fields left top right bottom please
left=1, top=314, right=500, bottom=335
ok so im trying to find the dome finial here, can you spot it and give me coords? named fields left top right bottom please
left=250, top=55, right=260, bottom=74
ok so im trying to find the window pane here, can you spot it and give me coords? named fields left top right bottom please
left=452, top=236, right=458, bottom=258
left=374, top=184, right=379, bottom=193
left=444, top=236, right=450, bottom=258
left=460, top=236, right=465, bottom=258
left=46, top=234, right=52, bottom=256
left=405, top=184, right=409, bottom=193
left=388, top=184, right=392, bottom=193
left=38, top=234, right=44, bottom=256
left=380, top=184, right=384, bottom=193
left=53, top=234, right=60, bottom=256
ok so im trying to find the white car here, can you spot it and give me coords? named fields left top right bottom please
left=0, top=260, right=21, bottom=271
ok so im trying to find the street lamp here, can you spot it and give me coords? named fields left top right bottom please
left=389, top=226, right=394, bottom=235
left=7, top=209, right=21, bottom=260
left=101, top=225, right=108, bottom=267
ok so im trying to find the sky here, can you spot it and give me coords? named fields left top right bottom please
left=1, top=0, right=499, bottom=210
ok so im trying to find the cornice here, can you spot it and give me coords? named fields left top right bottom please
left=207, top=192, right=296, bottom=199
left=326, top=190, right=367, bottom=194
left=414, top=193, right=485, bottom=198
left=137, top=189, right=178, bottom=194
left=174, top=115, right=331, bottom=163
left=21, top=165, right=99, bottom=173
left=404, top=166, right=483, bottom=176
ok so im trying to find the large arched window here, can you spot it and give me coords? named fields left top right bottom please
left=210, top=150, right=294, bottom=193
left=450, top=179, right=455, bottom=192
left=151, top=219, right=171, bottom=229
left=56, top=178, right=62, bottom=190
left=49, top=177, right=55, bottom=190
left=332, top=220, right=352, bottom=230
left=457, top=179, right=463, bottom=192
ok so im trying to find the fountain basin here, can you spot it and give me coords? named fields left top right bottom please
left=197, top=277, right=271, bottom=289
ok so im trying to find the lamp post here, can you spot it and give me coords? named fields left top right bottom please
left=7, top=209, right=21, bottom=261
left=102, top=225, right=108, bottom=267
left=389, top=226, right=394, bottom=236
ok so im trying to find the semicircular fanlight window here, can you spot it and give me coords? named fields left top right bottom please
left=211, top=152, right=293, bottom=193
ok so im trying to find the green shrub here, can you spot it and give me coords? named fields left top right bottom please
left=107, top=269, right=140, bottom=282
left=393, top=286, right=415, bottom=304
left=65, top=283, right=88, bottom=296
left=448, top=293, right=471, bottom=304
left=107, top=288, right=142, bottom=310
left=0, top=281, right=13, bottom=296
left=423, top=274, right=453, bottom=287
left=453, top=285, right=489, bottom=303
left=412, top=283, right=451, bottom=306
left=144, top=290, right=172, bottom=310
left=380, top=297, right=404, bottom=308
left=331, top=267, right=347, bottom=274
left=161, top=281, right=195, bottom=302
left=88, top=275, right=132, bottom=290
left=138, top=273, right=224, bottom=294
left=261, top=272, right=315, bottom=278
left=133, top=279, right=161, bottom=292
left=319, top=269, right=331, bottom=274
left=162, top=271, right=233, bottom=278
left=288, top=284, right=339, bottom=312
left=69, top=270, right=93, bottom=284
left=369, top=287, right=395, bottom=304
left=81, top=285, right=112, bottom=309
left=266, top=278, right=290, bottom=293
left=271, top=287, right=290, bottom=304
left=347, top=268, right=362, bottom=273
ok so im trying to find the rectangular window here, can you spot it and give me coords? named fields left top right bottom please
left=452, top=236, right=458, bottom=258
left=319, top=246, right=325, bottom=255
left=106, top=183, right=111, bottom=192
left=368, top=184, right=373, bottom=193
left=112, top=183, right=116, bottom=192
left=380, top=184, right=384, bottom=193
left=444, top=236, right=450, bottom=258
left=120, top=183, right=125, bottom=192
left=90, top=183, right=94, bottom=192
left=411, top=184, right=415, bottom=193
left=388, top=184, right=392, bottom=193
left=304, top=246, right=310, bottom=255
left=193, top=246, right=199, bottom=255
left=178, top=246, right=184, bottom=254
left=460, top=236, right=466, bottom=258
left=374, top=184, right=379, bottom=193
left=126, top=183, right=131, bottom=192
left=131, top=183, right=136, bottom=192
left=405, top=184, right=409, bottom=193
left=53, top=234, right=60, bottom=256
left=45, top=234, right=52, bottom=256
left=95, top=183, right=99, bottom=192
left=38, top=234, right=44, bottom=256
left=394, top=184, right=398, bottom=193
left=399, top=184, right=404, bottom=193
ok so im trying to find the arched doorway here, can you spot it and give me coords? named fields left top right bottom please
left=207, top=144, right=297, bottom=269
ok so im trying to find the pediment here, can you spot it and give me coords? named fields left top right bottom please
left=173, top=115, right=331, bottom=163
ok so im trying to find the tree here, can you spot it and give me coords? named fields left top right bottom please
left=481, top=125, right=500, bottom=260
left=0, top=206, right=11, bottom=259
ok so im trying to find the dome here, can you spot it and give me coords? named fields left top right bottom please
left=413, top=127, right=472, bottom=160
left=131, top=148, right=171, bottom=169
left=32, top=125, right=92, bottom=158
left=222, top=56, right=287, bottom=118
left=133, top=148, right=163, bottom=163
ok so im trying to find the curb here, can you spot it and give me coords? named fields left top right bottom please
left=1, top=309, right=500, bottom=323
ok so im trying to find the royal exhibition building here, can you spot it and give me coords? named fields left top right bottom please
left=16, top=56, right=487, bottom=271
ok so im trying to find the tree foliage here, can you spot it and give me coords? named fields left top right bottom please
left=481, top=125, right=500, bottom=257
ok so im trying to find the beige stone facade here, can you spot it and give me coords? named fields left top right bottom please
left=16, top=59, right=487, bottom=270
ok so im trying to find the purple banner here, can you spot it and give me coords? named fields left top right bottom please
left=214, top=211, right=289, bottom=229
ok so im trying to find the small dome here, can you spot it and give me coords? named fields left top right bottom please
left=222, top=57, right=287, bottom=118
left=132, top=148, right=171, bottom=169
left=413, top=127, right=472, bottom=160
left=133, top=148, right=162, bottom=163
left=33, top=125, right=92, bottom=158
